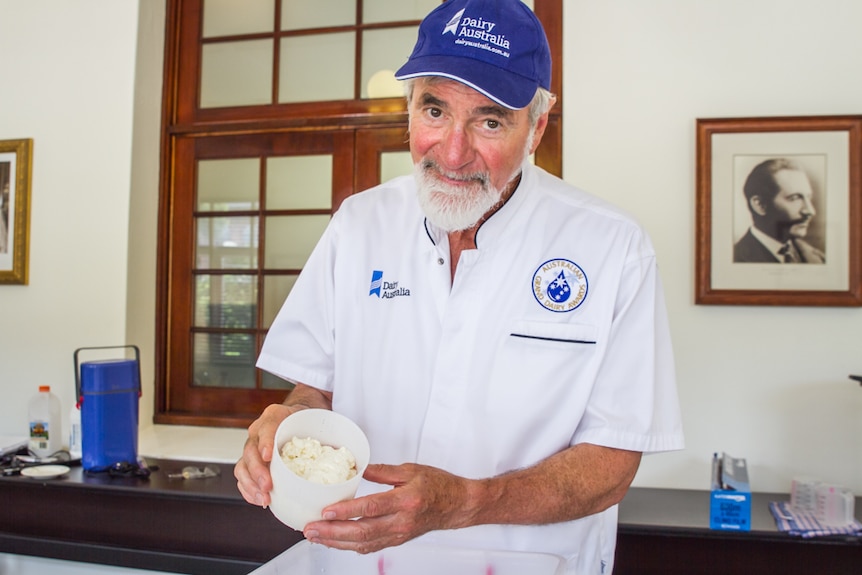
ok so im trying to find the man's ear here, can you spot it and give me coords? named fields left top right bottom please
left=749, top=195, right=768, bottom=217
left=528, top=95, right=557, bottom=155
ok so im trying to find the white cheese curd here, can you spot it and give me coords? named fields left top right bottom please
left=280, top=436, right=357, bottom=485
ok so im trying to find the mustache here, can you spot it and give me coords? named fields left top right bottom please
left=773, top=216, right=812, bottom=237
left=783, top=215, right=812, bottom=228
left=419, top=159, right=489, bottom=187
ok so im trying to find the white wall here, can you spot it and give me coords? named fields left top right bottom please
left=0, top=1, right=182, bottom=573
left=1, top=1, right=860, bottom=507
left=0, top=0, right=138, bottom=445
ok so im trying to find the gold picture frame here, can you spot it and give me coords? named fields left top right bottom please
left=0, top=138, right=33, bottom=285
left=696, top=116, right=862, bottom=306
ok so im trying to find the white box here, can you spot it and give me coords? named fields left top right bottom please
left=249, top=540, right=566, bottom=575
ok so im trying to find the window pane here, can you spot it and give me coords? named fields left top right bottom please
left=266, top=155, right=332, bottom=210
left=361, top=27, right=417, bottom=99
left=281, top=0, right=355, bottom=30
left=263, top=274, right=299, bottom=328
left=363, top=0, right=439, bottom=24
left=193, top=332, right=256, bottom=388
left=264, top=215, right=330, bottom=269
left=198, top=158, right=260, bottom=211
left=201, top=39, right=273, bottom=108
left=194, top=274, right=258, bottom=328
left=262, top=370, right=294, bottom=390
left=203, top=0, right=275, bottom=37
left=381, top=151, right=414, bottom=182
left=196, top=216, right=259, bottom=269
left=278, top=33, right=355, bottom=103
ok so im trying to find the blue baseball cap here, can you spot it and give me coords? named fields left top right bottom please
left=395, top=0, right=552, bottom=110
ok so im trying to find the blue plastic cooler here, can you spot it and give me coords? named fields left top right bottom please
left=74, top=346, right=140, bottom=471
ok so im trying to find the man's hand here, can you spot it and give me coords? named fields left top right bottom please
left=234, top=403, right=297, bottom=508
left=234, top=383, right=333, bottom=509
left=302, top=463, right=476, bottom=554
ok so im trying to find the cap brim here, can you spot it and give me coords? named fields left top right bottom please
left=395, top=55, right=538, bottom=110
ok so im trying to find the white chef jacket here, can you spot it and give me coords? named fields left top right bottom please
left=258, top=162, right=684, bottom=574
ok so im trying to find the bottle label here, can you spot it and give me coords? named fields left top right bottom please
left=70, top=421, right=82, bottom=456
left=29, top=420, right=50, bottom=451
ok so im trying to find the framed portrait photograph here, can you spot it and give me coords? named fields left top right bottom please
left=0, top=138, right=33, bottom=285
left=696, top=116, right=862, bottom=306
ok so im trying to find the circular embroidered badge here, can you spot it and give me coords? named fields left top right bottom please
left=532, top=258, right=588, bottom=312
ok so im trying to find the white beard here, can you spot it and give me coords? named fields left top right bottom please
left=414, top=160, right=505, bottom=232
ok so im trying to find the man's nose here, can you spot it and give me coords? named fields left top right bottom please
left=439, top=126, right=474, bottom=170
left=802, top=197, right=816, bottom=216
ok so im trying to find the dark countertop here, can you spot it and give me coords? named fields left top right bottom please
left=615, top=487, right=861, bottom=575
left=0, top=457, right=302, bottom=574
left=4, top=457, right=243, bottom=499
left=619, top=486, right=862, bottom=539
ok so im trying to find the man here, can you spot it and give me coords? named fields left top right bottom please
left=235, top=1, right=683, bottom=573
left=0, top=180, right=8, bottom=254
left=733, top=158, right=825, bottom=263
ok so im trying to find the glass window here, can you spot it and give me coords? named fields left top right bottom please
left=201, top=39, right=273, bottom=108
left=278, top=33, right=355, bottom=103
left=203, top=0, right=275, bottom=37
left=194, top=275, right=258, bottom=328
left=264, top=215, right=331, bottom=269
left=198, top=158, right=260, bottom=211
left=262, top=371, right=293, bottom=390
left=196, top=216, right=259, bottom=269
left=361, top=27, right=419, bottom=99
left=266, top=156, right=333, bottom=210
left=193, top=332, right=257, bottom=388
left=281, top=0, right=355, bottom=30
left=380, top=151, right=414, bottom=182
left=363, top=0, right=439, bottom=24
left=263, top=275, right=299, bottom=328
left=193, top=272, right=258, bottom=389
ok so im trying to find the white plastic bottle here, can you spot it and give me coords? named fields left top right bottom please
left=28, top=385, right=62, bottom=459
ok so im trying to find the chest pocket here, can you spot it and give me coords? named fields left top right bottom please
left=509, top=320, right=598, bottom=346
left=485, top=320, right=601, bottom=440
left=495, top=319, right=599, bottom=391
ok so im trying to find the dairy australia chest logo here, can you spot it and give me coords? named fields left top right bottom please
left=532, top=259, right=588, bottom=313
left=441, top=7, right=511, bottom=58
left=369, top=270, right=411, bottom=299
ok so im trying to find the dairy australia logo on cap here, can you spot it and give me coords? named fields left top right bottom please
left=369, top=270, right=411, bottom=299
left=443, top=8, right=465, bottom=35
left=441, top=7, right=511, bottom=58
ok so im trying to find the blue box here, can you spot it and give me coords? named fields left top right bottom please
left=79, top=358, right=140, bottom=471
left=709, top=453, right=751, bottom=531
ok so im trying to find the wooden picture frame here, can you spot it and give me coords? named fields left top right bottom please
left=0, top=138, right=33, bottom=285
left=695, top=116, right=862, bottom=306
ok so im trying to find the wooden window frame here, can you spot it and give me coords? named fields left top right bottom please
left=156, top=0, right=564, bottom=427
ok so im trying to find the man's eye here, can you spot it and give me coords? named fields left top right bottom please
left=485, top=119, right=500, bottom=129
left=427, top=108, right=442, bottom=118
